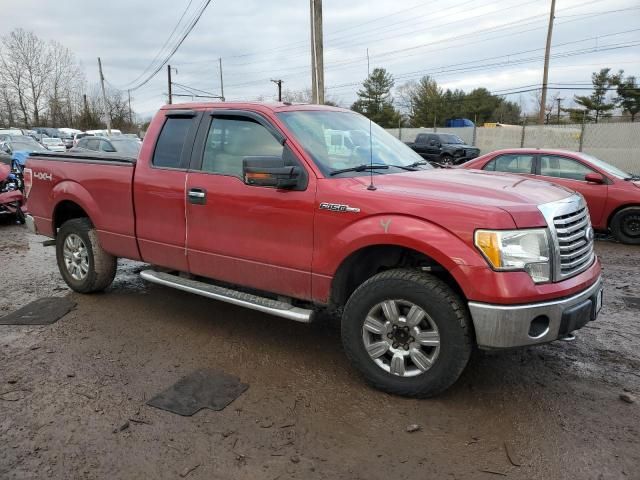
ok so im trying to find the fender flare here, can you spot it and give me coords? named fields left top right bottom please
left=50, top=180, right=101, bottom=231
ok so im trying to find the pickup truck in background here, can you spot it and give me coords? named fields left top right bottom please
left=24, top=102, right=603, bottom=397
left=405, top=132, right=480, bottom=165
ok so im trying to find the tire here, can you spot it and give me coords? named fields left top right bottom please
left=56, top=218, right=117, bottom=293
left=341, top=269, right=472, bottom=398
left=15, top=204, right=25, bottom=225
left=610, top=207, right=640, bottom=245
left=440, top=154, right=454, bottom=165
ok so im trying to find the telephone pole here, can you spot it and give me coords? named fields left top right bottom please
left=219, top=57, right=225, bottom=101
left=538, top=0, right=556, bottom=125
left=556, top=97, right=563, bottom=124
left=97, top=57, right=112, bottom=135
left=167, top=64, right=173, bottom=104
left=310, top=0, right=324, bottom=104
left=271, top=79, right=283, bottom=102
left=128, top=89, right=133, bottom=125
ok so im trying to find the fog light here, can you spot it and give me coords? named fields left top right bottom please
left=529, top=315, right=549, bottom=338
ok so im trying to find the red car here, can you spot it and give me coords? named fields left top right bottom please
left=462, top=149, right=640, bottom=244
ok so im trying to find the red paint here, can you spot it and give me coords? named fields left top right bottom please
left=462, top=148, right=640, bottom=231
left=26, top=104, right=601, bottom=307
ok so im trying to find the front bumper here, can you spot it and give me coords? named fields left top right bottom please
left=469, top=276, right=603, bottom=349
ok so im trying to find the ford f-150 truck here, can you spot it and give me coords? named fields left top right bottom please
left=24, top=102, right=603, bottom=397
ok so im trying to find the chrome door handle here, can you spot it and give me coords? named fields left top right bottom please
left=187, top=188, right=207, bottom=204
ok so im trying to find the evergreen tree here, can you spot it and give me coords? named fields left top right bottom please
left=616, top=75, right=640, bottom=122
left=351, top=68, right=401, bottom=127
left=567, top=68, right=622, bottom=123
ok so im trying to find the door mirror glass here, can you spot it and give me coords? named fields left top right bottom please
left=585, top=172, right=605, bottom=184
left=243, top=155, right=301, bottom=189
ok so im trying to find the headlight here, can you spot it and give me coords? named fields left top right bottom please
left=475, top=229, right=551, bottom=283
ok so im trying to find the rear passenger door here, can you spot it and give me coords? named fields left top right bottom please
left=535, top=154, right=608, bottom=226
left=134, top=111, right=202, bottom=271
left=184, top=111, right=316, bottom=300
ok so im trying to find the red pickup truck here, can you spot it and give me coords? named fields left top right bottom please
left=24, top=102, right=603, bottom=397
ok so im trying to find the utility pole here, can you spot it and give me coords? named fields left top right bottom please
left=219, top=58, right=225, bottom=101
left=167, top=64, right=173, bottom=104
left=97, top=57, right=112, bottom=135
left=556, top=97, right=563, bottom=124
left=271, top=79, right=283, bottom=102
left=538, top=0, right=556, bottom=125
left=128, top=89, right=133, bottom=125
left=310, top=0, right=324, bottom=104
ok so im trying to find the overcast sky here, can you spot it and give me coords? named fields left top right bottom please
left=2, top=0, right=639, bottom=118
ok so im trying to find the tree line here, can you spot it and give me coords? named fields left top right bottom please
left=349, top=67, right=639, bottom=128
left=0, top=29, right=137, bottom=131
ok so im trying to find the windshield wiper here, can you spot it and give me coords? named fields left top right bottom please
left=329, top=164, right=390, bottom=176
left=405, top=160, right=430, bottom=168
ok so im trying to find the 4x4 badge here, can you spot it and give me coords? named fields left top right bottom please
left=319, top=202, right=360, bottom=213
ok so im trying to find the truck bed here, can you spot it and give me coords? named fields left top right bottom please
left=25, top=152, right=140, bottom=260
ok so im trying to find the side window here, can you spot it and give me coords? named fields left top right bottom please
left=201, top=117, right=283, bottom=177
left=484, top=154, right=533, bottom=174
left=100, top=140, right=115, bottom=152
left=427, top=135, right=439, bottom=145
left=539, top=155, right=595, bottom=181
left=152, top=117, right=192, bottom=168
left=86, top=138, right=100, bottom=151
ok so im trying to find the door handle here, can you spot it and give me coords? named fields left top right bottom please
left=187, top=188, right=207, bottom=204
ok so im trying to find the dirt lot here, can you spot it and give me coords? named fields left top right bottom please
left=1, top=222, right=638, bottom=480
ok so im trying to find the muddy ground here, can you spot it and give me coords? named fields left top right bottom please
left=0, top=222, right=638, bottom=480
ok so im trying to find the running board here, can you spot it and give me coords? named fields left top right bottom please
left=140, top=270, right=314, bottom=323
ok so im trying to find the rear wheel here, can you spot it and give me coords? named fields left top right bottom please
left=440, top=154, right=454, bottom=165
left=56, top=218, right=117, bottom=293
left=341, top=269, right=472, bottom=397
left=610, top=207, right=640, bottom=245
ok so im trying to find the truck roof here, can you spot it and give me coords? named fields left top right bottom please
left=160, top=101, right=350, bottom=114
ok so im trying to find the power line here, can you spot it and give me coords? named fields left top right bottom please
left=125, top=0, right=213, bottom=92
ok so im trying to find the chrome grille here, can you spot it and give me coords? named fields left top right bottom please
left=538, top=194, right=595, bottom=282
left=553, top=206, right=594, bottom=278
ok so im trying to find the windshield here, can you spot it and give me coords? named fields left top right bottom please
left=111, top=139, right=141, bottom=156
left=277, top=110, right=432, bottom=177
left=439, top=134, right=465, bottom=144
left=579, top=153, right=634, bottom=179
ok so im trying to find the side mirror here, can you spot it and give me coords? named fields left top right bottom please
left=585, top=173, right=605, bottom=184
left=243, top=156, right=302, bottom=189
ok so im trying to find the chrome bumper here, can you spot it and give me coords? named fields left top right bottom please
left=25, top=214, right=37, bottom=234
left=469, top=276, right=603, bottom=349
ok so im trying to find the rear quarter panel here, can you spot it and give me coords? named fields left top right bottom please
left=26, top=157, right=140, bottom=259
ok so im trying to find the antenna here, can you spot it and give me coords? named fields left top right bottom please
left=366, top=48, right=376, bottom=191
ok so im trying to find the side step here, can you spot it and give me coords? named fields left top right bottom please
left=140, top=270, right=314, bottom=323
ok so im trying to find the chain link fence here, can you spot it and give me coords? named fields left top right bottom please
left=388, top=122, right=640, bottom=173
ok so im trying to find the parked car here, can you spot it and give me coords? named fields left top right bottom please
left=73, top=132, right=94, bottom=146
left=42, top=137, right=67, bottom=153
left=0, top=135, right=47, bottom=164
left=34, top=127, right=61, bottom=138
left=70, top=136, right=141, bottom=158
left=60, top=135, right=74, bottom=149
left=0, top=128, right=23, bottom=137
left=462, top=148, right=640, bottom=244
left=24, top=103, right=603, bottom=398
left=405, top=133, right=479, bottom=165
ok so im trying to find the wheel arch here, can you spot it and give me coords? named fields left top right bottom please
left=606, top=203, right=640, bottom=230
left=50, top=180, right=99, bottom=236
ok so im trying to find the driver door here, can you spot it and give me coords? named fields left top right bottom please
left=185, top=112, right=316, bottom=300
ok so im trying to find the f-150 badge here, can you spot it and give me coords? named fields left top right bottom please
left=319, top=202, right=360, bottom=213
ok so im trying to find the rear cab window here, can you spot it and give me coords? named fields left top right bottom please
left=152, top=116, right=194, bottom=169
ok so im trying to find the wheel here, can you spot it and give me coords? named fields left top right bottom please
left=341, top=269, right=472, bottom=398
left=610, top=207, right=640, bottom=245
left=440, top=154, right=454, bottom=166
left=56, top=218, right=117, bottom=293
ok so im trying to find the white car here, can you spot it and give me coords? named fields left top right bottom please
left=42, top=137, right=67, bottom=153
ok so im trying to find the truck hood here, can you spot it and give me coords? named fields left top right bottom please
left=354, top=168, right=573, bottom=227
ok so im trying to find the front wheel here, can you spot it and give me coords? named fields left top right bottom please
left=341, top=269, right=472, bottom=398
left=610, top=207, right=640, bottom=245
left=56, top=218, right=117, bottom=293
left=440, top=154, right=454, bottom=165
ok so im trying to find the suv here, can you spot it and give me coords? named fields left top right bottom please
left=406, top=133, right=480, bottom=165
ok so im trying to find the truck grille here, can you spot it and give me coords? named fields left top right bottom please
left=539, top=194, right=595, bottom=282
left=552, top=205, right=594, bottom=279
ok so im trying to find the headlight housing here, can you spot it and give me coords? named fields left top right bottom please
left=475, top=229, right=551, bottom=283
